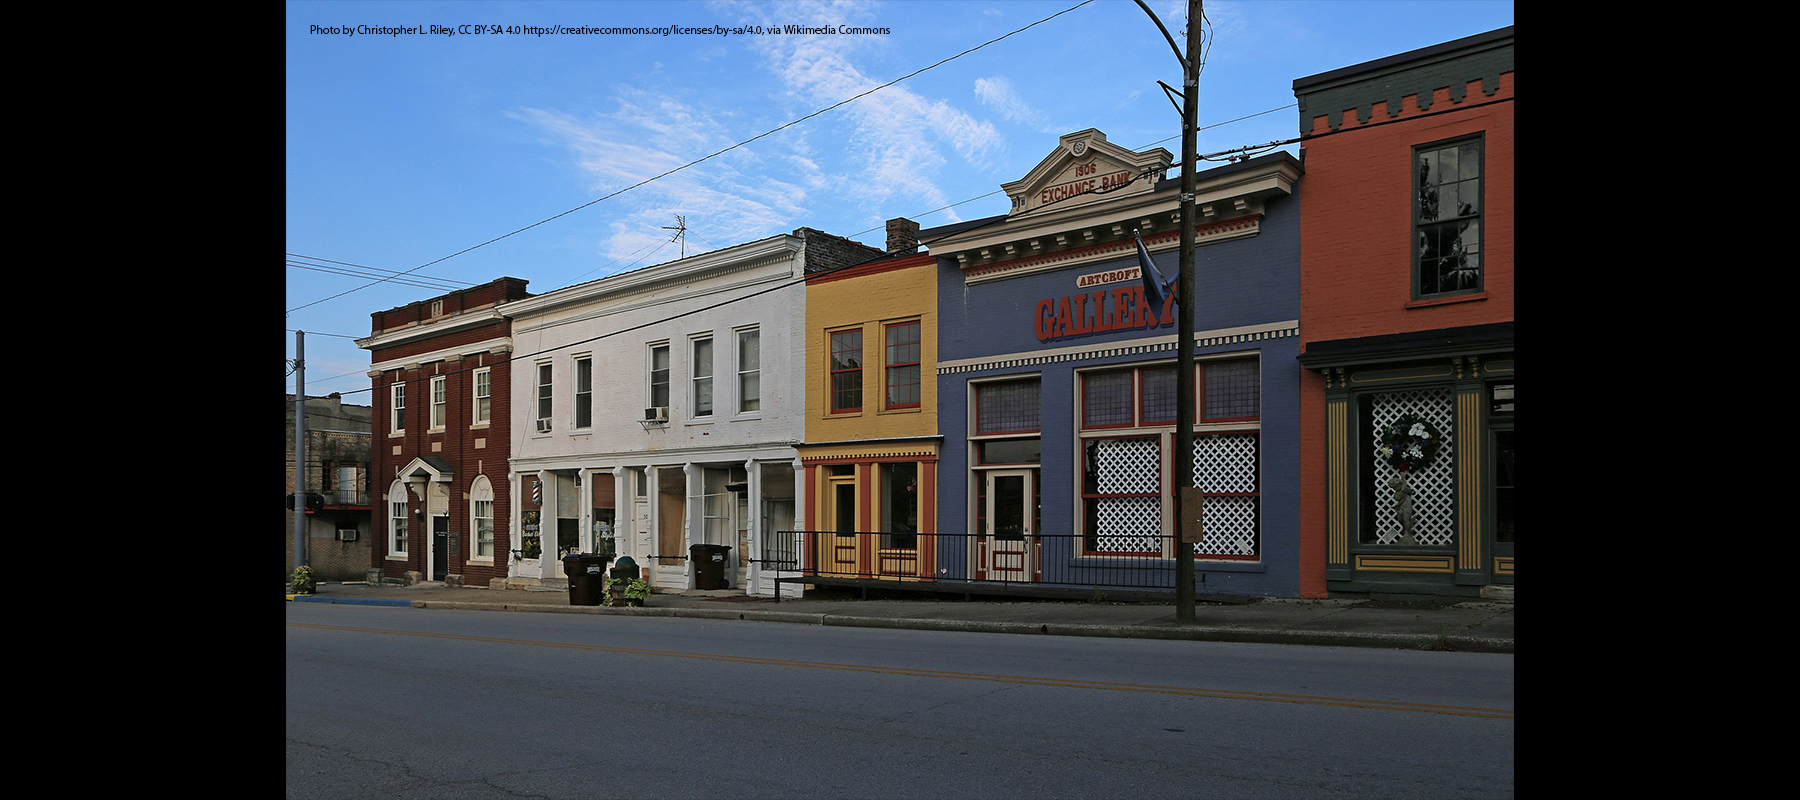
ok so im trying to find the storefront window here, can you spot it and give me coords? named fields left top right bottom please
left=1075, top=358, right=1262, bottom=559
left=880, top=463, right=918, bottom=549
left=1357, top=388, right=1455, bottom=546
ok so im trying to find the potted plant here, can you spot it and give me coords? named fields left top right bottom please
left=289, top=565, right=316, bottom=595
left=605, top=576, right=651, bottom=607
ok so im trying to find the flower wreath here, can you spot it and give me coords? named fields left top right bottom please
left=1375, top=414, right=1442, bottom=473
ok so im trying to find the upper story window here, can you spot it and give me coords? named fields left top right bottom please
left=1415, top=136, right=1483, bottom=298
left=389, top=382, right=406, bottom=434
left=691, top=336, right=714, bottom=417
left=573, top=356, right=592, bottom=429
left=737, top=328, right=760, bottom=413
left=473, top=367, right=491, bottom=424
left=648, top=343, right=670, bottom=410
left=829, top=329, right=863, bottom=413
left=884, top=321, right=921, bottom=410
left=429, top=374, right=447, bottom=430
left=535, top=362, right=553, bottom=431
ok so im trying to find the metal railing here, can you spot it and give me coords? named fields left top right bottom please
left=756, top=530, right=1212, bottom=601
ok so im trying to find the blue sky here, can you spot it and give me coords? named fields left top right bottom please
left=285, top=0, right=1514, bottom=401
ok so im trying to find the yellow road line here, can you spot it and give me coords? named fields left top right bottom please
left=287, top=622, right=1514, bottom=720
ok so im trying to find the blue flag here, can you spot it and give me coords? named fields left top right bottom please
left=1136, top=230, right=1177, bottom=311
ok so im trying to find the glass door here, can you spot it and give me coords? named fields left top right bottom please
left=983, top=470, right=1033, bottom=582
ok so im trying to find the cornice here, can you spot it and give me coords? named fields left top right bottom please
left=500, top=235, right=802, bottom=321
left=935, top=153, right=1300, bottom=283
left=940, top=319, right=1299, bottom=374
left=355, top=308, right=507, bottom=351
left=367, top=336, right=512, bottom=373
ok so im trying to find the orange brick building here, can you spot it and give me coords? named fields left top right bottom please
left=1294, top=27, right=1514, bottom=598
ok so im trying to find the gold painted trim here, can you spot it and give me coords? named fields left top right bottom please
left=1494, top=557, right=1514, bottom=575
left=1458, top=390, right=1482, bottom=570
left=1328, top=399, right=1347, bottom=565
left=1355, top=554, right=1455, bottom=573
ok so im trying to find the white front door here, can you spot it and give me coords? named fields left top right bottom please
left=516, top=511, right=542, bottom=579
left=983, top=470, right=1034, bottom=581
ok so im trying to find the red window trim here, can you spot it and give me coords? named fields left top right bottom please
left=828, top=328, right=863, bottom=414
left=1198, top=359, right=1261, bottom=424
left=1079, top=368, right=1137, bottom=430
left=883, top=320, right=921, bottom=410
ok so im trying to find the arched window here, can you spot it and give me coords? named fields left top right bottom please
left=386, top=480, right=410, bottom=556
left=470, top=476, right=495, bottom=560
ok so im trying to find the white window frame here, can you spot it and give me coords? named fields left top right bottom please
left=390, top=382, right=406, bottom=435
left=470, top=476, right=495, bottom=561
left=473, top=367, right=491, bottom=425
left=429, top=374, right=447, bottom=430
left=736, top=326, right=760, bottom=415
left=573, top=354, right=593, bottom=430
left=535, top=361, right=553, bottom=432
left=387, top=480, right=410, bottom=557
left=690, top=334, right=714, bottom=419
left=648, top=342, right=671, bottom=412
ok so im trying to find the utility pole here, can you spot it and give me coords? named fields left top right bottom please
left=1137, top=0, right=1202, bottom=624
left=293, top=331, right=307, bottom=572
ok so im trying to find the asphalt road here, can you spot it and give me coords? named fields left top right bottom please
left=286, top=603, right=1514, bottom=799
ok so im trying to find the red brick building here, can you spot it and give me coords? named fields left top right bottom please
left=357, top=277, right=532, bottom=586
left=1294, top=27, right=1514, bottom=598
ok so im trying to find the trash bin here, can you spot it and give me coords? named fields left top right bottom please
left=689, top=544, right=732, bottom=590
left=562, top=553, right=612, bottom=606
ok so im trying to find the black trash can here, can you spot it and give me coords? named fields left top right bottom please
left=562, top=553, right=612, bottom=605
left=689, top=544, right=732, bottom=590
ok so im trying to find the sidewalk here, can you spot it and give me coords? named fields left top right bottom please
left=287, top=581, right=1514, bottom=654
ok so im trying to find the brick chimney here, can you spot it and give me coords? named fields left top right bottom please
left=886, top=217, right=920, bottom=255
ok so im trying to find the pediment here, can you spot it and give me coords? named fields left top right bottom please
left=398, top=456, right=455, bottom=483
left=1001, top=129, right=1172, bottom=216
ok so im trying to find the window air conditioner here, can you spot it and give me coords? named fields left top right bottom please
left=337, top=529, right=359, bottom=542
left=536, top=418, right=552, bottom=433
left=644, top=407, right=668, bottom=423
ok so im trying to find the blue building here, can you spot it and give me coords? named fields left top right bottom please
left=925, top=129, right=1304, bottom=599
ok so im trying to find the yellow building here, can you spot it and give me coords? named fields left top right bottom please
left=795, top=227, right=939, bottom=585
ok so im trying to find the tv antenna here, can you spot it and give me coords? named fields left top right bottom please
left=662, top=214, right=688, bottom=259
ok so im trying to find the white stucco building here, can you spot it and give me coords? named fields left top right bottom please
left=501, top=229, right=885, bottom=595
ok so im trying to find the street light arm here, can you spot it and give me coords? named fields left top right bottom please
left=1134, top=0, right=1190, bottom=73
left=1157, top=80, right=1184, bottom=117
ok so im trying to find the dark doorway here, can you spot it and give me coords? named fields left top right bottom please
left=432, top=516, right=449, bottom=581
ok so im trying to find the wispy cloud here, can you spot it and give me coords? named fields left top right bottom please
left=508, top=95, right=807, bottom=277
left=973, top=76, right=1059, bottom=134
left=736, top=0, right=1003, bottom=225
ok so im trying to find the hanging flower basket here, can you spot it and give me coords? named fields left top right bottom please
left=1375, top=414, right=1442, bottom=473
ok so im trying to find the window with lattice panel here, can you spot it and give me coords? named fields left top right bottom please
left=1191, top=432, right=1258, bottom=558
left=1361, top=388, right=1455, bottom=546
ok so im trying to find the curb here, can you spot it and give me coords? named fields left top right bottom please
left=290, top=595, right=414, bottom=608
left=290, top=596, right=1512, bottom=653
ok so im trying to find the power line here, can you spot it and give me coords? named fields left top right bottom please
left=288, top=253, right=476, bottom=289
left=288, top=260, right=469, bottom=294
left=313, top=159, right=1160, bottom=401
left=284, top=0, right=1098, bottom=318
